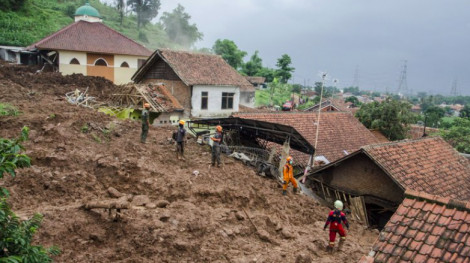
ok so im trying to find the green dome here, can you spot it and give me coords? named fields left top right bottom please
left=74, top=2, right=101, bottom=18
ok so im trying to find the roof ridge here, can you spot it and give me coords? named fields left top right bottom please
left=405, top=190, right=470, bottom=211
left=362, top=135, right=441, bottom=150
left=158, top=48, right=219, bottom=57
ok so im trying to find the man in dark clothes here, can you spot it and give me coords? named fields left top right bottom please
left=210, top=125, right=223, bottom=167
left=141, top=103, right=150, bottom=143
left=176, top=120, right=186, bottom=160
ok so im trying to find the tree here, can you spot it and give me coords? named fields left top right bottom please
left=292, top=84, right=302, bottom=94
left=345, top=96, right=361, bottom=106
left=127, top=0, right=161, bottom=29
left=256, top=67, right=276, bottom=83
left=275, top=54, right=295, bottom=84
left=423, top=106, right=445, bottom=128
left=160, top=4, right=203, bottom=48
left=0, top=0, right=26, bottom=11
left=212, top=39, right=247, bottom=70
left=460, top=104, right=470, bottom=119
left=0, top=127, right=59, bottom=262
left=441, top=118, right=470, bottom=153
left=115, top=0, right=126, bottom=25
left=355, top=98, right=415, bottom=140
left=241, top=51, right=263, bottom=76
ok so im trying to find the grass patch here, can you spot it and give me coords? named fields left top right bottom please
left=0, top=103, right=19, bottom=116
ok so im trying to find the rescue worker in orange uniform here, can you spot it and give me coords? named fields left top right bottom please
left=324, top=200, right=349, bottom=251
left=282, top=156, right=298, bottom=195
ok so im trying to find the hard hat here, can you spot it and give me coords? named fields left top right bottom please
left=216, top=125, right=222, bottom=132
left=334, top=200, right=344, bottom=211
left=143, top=103, right=150, bottom=108
left=179, top=120, right=185, bottom=125
left=286, top=156, right=293, bottom=162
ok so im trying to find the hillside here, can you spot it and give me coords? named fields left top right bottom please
left=0, top=0, right=173, bottom=50
left=0, top=62, right=378, bottom=262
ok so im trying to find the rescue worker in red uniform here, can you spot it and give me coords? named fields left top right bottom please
left=282, top=156, right=298, bottom=195
left=323, top=200, right=349, bottom=251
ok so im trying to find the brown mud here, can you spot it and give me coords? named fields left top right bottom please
left=0, top=62, right=377, bottom=262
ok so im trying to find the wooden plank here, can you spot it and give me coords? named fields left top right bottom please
left=361, top=196, right=369, bottom=227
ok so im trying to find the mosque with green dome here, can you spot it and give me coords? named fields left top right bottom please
left=26, top=1, right=152, bottom=84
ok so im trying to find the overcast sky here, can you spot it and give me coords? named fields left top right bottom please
left=126, top=0, right=470, bottom=95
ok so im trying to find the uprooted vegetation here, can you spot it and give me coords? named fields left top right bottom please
left=0, top=62, right=377, bottom=262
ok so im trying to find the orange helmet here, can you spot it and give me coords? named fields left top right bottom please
left=216, top=125, right=222, bottom=132
left=143, top=103, right=150, bottom=108
left=286, top=156, right=293, bottom=162
left=179, top=120, right=185, bottom=125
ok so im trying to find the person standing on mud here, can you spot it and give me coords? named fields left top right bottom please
left=210, top=125, right=223, bottom=167
left=324, top=200, right=349, bottom=252
left=282, top=156, right=298, bottom=195
left=175, top=120, right=186, bottom=160
left=141, top=103, right=150, bottom=143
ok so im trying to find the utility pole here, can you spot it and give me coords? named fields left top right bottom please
left=397, top=60, right=409, bottom=97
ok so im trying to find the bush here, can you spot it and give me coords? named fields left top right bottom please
left=0, top=103, right=19, bottom=116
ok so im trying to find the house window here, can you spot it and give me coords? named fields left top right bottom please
left=221, top=92, right=234, bottom=109
left=94, top=58, right=108, bottom=66
left=201, top=91, right=208, bottom=110
left=120, top=62, right=129, bottom=68
left=70, top=58, right=80, bottom=65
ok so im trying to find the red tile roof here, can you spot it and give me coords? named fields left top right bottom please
left=362, top=137, right=470, bottom=201
left=27, top=21, right=152, bottom=56
left=367, top=190, right=470, bottom=263
left=233, top=111, right=380, bottom=165
left=133, top=49, right=254, bottom=90
left=245, top=76, right=266, bottom=85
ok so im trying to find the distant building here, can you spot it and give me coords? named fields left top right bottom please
left=26, top=2, right=152, bottom=84
left=132, top=49, right=253, bottom=118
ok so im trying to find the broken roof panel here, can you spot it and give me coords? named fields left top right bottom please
left=132, top=49, right=253, bottom=89
left=233, top=111, right=379, bottom=164
left=367, top=190, right=470, bottom=263
left=190, top=117, right=315, bottom=155
left=27, top=21, right=152, bottom=57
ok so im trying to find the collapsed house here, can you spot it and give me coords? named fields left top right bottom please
left=232, top=111, right=380, bottom=166
left=25, top=2, right=152, bottom=84
left=132, top=49, right=254, bottom=118
left=359, top=190, right=470, bottom=263
left=307, top=136, right=470, bottom=228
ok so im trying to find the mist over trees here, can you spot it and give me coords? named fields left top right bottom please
left=126, top=0, right=161, bottom=29
left=160, top=4, right=203, bottom=48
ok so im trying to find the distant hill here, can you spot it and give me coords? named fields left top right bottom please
left=0, top=0, right=175, bottom=50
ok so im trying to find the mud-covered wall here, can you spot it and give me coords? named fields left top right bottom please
left=316, top=153, right=404, bottom=203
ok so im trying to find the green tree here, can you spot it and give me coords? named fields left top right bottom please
left=292, top=84, right=302, bottom=94
left=355, top=98, right=415, bottom=140
left=0, top=0, right=26, bottom=11
left=212, top=39, right=247, bottom=70
left=241, top=51, right=263, bottom=76
left=275, top=54, right=295, bottom=84
left=423, top=106, right=445, bottom=128
left=460, top=104, right=470, bottom=119
left=115, top=0, right=126, bottom=25
left=345, top=96, right=361, bottom=106
left=160, top=4, right=203, bottom=48
left=256, top=67, right=276, bottom=83
left=0, top=127, right=59, bottom=262
left=441, top=118, right=470, bottom=153
left=127, top=0, right=161, bottom=29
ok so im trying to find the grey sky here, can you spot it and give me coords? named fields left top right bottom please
left=110, top=0, right=470, bottom=95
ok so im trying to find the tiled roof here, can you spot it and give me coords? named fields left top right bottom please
left=368, top=190, right=470, bottom=263
left=133, top=49, right=253, bottom=89
left=27, top=21, right=152, bottom=56
left=363, top=136, right=470, bottom=201
left=369, top=130, right=389, bottom=143
left=233, top=111, right=380, bottom=165
left=245, top=76, right=266, bottom=85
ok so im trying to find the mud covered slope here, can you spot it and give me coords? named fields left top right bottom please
left=0, top=63, right=377, bottom=262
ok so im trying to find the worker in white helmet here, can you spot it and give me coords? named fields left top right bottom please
left=323, top=200, right=349, bottom=251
